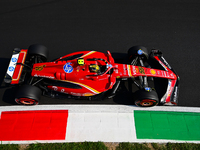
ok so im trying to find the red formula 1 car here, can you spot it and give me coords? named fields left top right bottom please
left=4, top=44, right=180, bottom=107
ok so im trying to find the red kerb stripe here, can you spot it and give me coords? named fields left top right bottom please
left=0, top=110, right=68, bottom=141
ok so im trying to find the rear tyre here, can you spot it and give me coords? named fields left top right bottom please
left=134, top=89, right=159, bottom=107
left=15, top=85, right=42, bottom=105
left=28, top=44, right=48, bottom=62
left=128, top=46, right=148, bottom=62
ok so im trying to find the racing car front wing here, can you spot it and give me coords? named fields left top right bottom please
left=151, top=49, right=180, bottom=105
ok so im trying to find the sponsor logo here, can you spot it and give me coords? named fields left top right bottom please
left=35, top=65, right=46, bottom=71
left=144, top=78, right=147, bottom=86
left=107, top=64, right=112, bottom=68
left=115, top=69, right=119, bottom=74
left=138, top=66, right=145, bottom=74
left=137, top=49, right=143, bottom=55
left=9, top=66, right=14, bottom=72
left=170, top=73, right=174, bottom=77
left=173, top=86, right=178, bottom=102
left=34, top=74, right=54, bottom=79
left=12, top=58, right=17, bottom=63
left=70, top=92, right=81, bottom=96
left=159, top=60, right=168, bottom=71
left=168, top=85, right=173, bottom=97
left=161, top=57, right=171, bottom=69
left=64, top=63, right=73, bottom=73
left=83, top=93, right=94, bottom=96
left=52, top=86, right=58, bottom=91
left=150, top=69, right=156, bottom=75
left=145, top=87, right=151, bottom=91
left=76, top=66, right=80, bottom=72
left=132, top=66, right=136, bottom=74
left=132, top=66, right=139, bottom=75
left=164, top=71, right=166, bottom=77
left=99, top=77, right=108, bottom=80
left=165, top=71, right=170, bottom=77
left=168, top=80, right=171, bottom=86
left=123, top=64, right=127, bottom=75
left=161, top=71, right=170, bottom=77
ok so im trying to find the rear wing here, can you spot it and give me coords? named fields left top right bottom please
left=150, top=49, right=180, bottom=105
left=4, top=48, right=28, bottom=84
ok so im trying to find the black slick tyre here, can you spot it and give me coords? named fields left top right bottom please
left=15, top=85, right=42, bottom=105
left=28, top=44, right=48, bottom=62
left=134, top=89, right=159, bottom=107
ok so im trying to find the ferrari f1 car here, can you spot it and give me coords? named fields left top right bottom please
left=4, top=44, right=179, bottom=107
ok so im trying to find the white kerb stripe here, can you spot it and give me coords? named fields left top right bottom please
left=66, top=112, right=136, bottom=142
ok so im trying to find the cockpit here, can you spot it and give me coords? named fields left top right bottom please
left=76, top=57, right=113, bottom=75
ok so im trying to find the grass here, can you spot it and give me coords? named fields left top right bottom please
left=1, top=142, right=200, bottom=150
left=26, top=142, right=108, bottom=150
left=116, top=143, right=200, bottom=150
left=116, top=143, right=151, bottom=150
left=165, top=143, right=200, bottom=150
left=0, top=144, right=19, bottom=150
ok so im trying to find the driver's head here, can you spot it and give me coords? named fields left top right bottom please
left=89, top=64, right=100, bottom=73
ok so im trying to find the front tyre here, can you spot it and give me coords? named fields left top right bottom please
left=134, top=89, right=159, bottom=107
left=15, top=85, right=42, bottom=105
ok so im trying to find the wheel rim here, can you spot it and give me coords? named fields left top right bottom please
left=15, top=98, right=38, bottom=105
left=136, top=99, right=158, bottom=107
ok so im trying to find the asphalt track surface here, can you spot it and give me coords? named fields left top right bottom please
left=0, top=0, right=200, bottom=107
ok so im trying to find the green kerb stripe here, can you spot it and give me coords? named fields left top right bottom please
left=134, top=110, right=200, bottom=141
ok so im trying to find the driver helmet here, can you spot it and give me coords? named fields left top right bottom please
left=89, top=64, right=100, bottom=73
